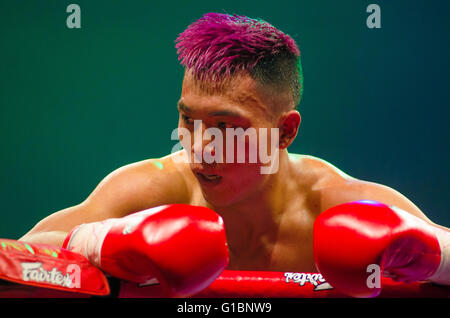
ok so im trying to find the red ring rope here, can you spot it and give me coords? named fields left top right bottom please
left=116, top=270, right=450, bottom=298
left=1, top=270, right=449, bottom=298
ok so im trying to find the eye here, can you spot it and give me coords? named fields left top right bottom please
left=217, top=121, right=236, bottom=130
left=181, top=114, right=194, bottom=125
left=217, top=121, right=227, bottom=129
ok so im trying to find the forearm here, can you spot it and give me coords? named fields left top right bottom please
left=19, top=230, right=68, bottom=248
left=429, top=225, right=450, bottom=285
left=18, top=204, right=92, bottom=248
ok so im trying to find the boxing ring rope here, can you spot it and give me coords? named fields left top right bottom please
left=1, top=270, right=449, bottom=298
left=118, top=270, right=450, bottom=298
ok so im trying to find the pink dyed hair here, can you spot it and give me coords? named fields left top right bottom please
left=175, top=12, right=300, bottom=81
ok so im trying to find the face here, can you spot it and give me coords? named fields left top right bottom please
left=177, top=71, right=295, bottom=207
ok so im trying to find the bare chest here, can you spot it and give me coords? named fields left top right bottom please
left=187, top=170, right=322, bottom=273
left=226, top=207, right=318, bottom=273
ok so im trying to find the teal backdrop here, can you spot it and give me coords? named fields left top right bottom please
left=1, top=0, right=449, bottom=238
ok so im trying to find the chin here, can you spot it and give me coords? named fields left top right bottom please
left=199, top=187, right=239, bottom=208
left=200, top=181, right=262, bottom=208
left=194, top=164, right=266, bottom=207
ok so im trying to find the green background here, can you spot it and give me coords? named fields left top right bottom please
left=1, top=0, right=449, bottom=238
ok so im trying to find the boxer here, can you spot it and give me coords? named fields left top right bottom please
left=19, top=13, right=449, bottom=297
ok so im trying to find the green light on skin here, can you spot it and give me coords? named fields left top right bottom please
left=152, top=161, right=164, bottom=170
left=288, top=152, right=302, bottom=160
left=24, top=243, right=35, bottom=255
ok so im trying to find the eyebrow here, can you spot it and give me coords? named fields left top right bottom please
left=177, top=101, right=244, bottom=118
left=177, top=101, right=191, bottom=113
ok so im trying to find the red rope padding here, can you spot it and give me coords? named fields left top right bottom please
left=115, top=270, right=450, bottom=298
left=194, top=271, right=342, bottom=298
left=192, top=270, right=450, bottom=298
left=0, top=239, right=109, bottom=297
left=1, top=270, right=449, bottom=298
left=1, top=269, right=449, bottom=298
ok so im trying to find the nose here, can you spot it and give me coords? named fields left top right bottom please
left=191, top=120, right=213, bottom=163
left=192, top=120, right=205, bottom=152
left=191, top=121, right=222, bottom=164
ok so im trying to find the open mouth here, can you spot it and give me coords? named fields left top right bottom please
left=196, top=172, right=223, bottom=185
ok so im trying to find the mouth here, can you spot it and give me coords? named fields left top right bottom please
left=195, top=172, right=223, bottom=186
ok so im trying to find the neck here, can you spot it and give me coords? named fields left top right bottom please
left=207, top=150, right=294, bottom=260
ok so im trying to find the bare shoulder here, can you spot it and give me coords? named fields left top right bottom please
left=287, top=153, right=355, bottom=215
left=288, top=153, right=356, bottom=189
left=110, top=150, right=191, bottom=183
left=288, top=153, right=432, bottom=223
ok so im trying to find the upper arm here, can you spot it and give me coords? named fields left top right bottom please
left=320, top=179, right=435, bottom=224
left=23, top=153, right=191, bottom=236
left=84, top=155, right=190, bottom=220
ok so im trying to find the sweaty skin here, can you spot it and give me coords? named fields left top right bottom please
left=20, top=71, right=449, bottom=273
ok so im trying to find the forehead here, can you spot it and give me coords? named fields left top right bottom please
left=180, top=71, right=274, bottom=120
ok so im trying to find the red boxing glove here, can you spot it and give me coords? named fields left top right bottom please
left=314, top=200, right=449, bottom=298
left=63, top=204, right=229, bottom=297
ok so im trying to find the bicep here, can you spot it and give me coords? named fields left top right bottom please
left=320, top=180, right=434, bottom=224
left=84, top=157, right=191, bottom=217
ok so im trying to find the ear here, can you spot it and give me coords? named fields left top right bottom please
left=278, top=110, right=301, bottom=149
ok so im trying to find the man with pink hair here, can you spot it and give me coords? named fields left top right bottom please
left=19, top=13, right=449, bottom=298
